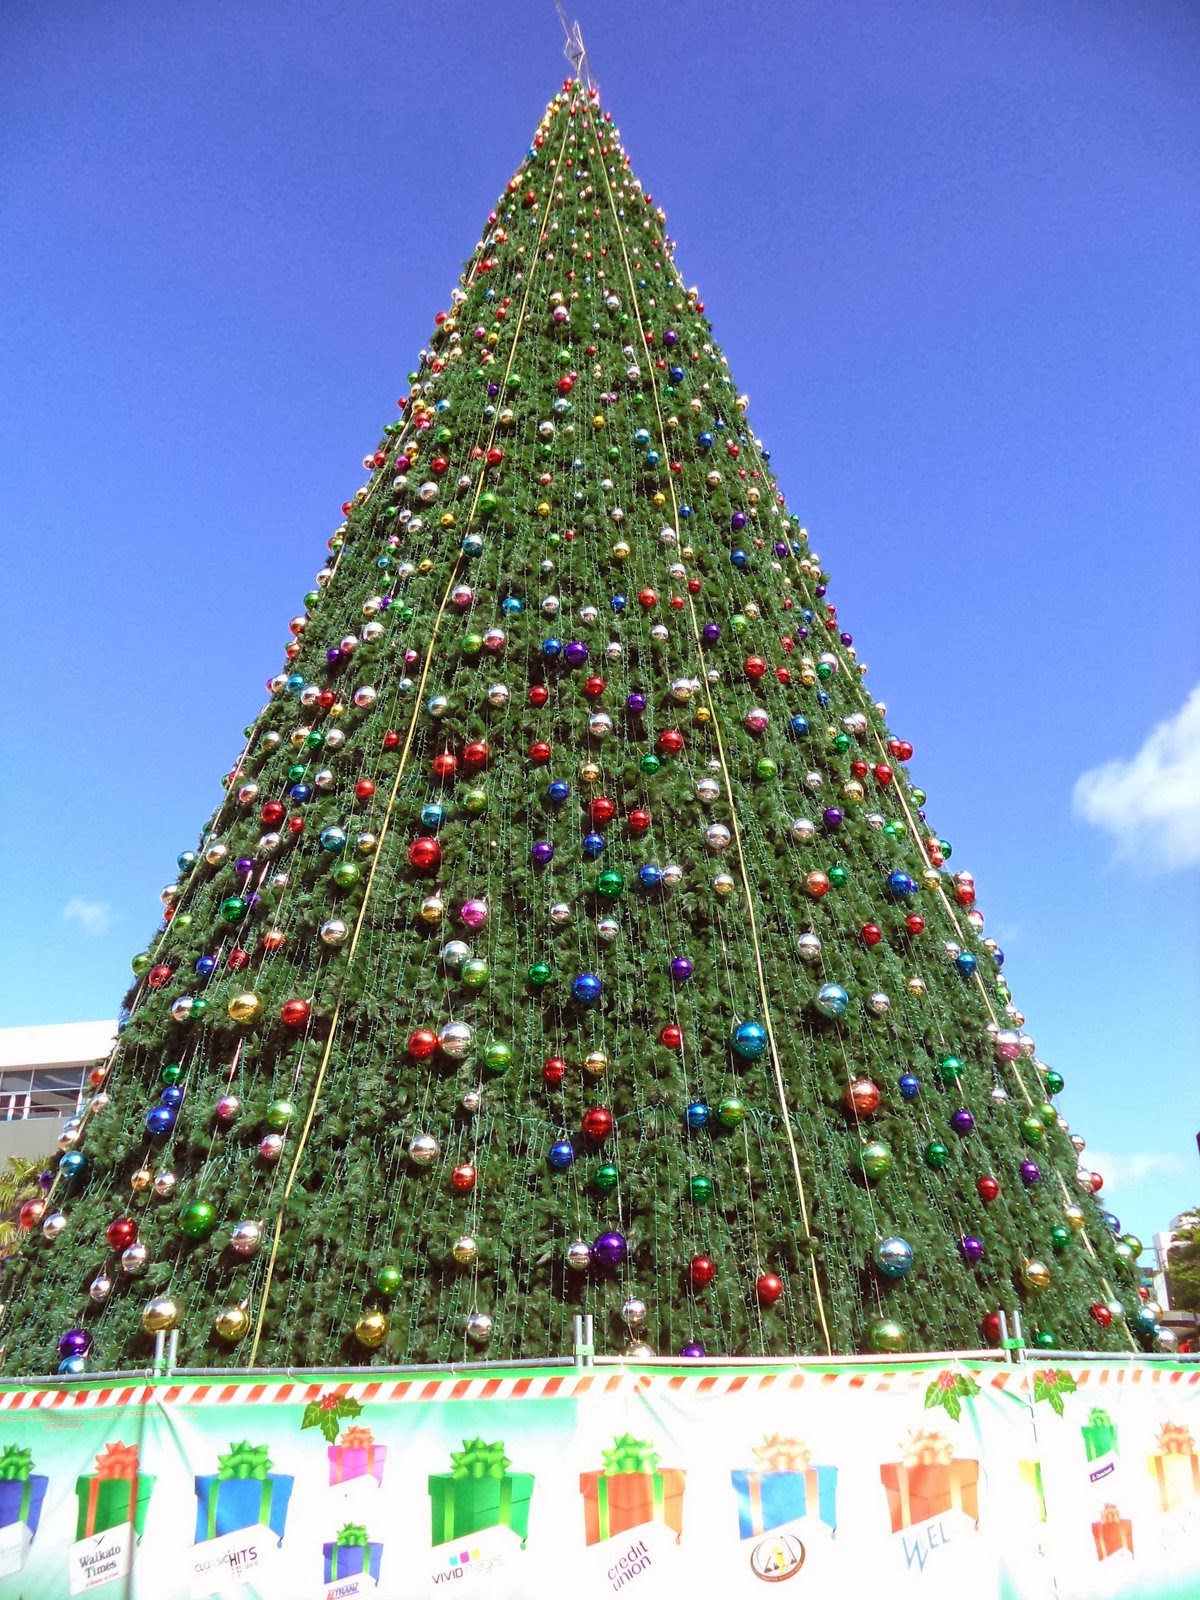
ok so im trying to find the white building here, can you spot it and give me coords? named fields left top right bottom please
left=0, top=1022, right=116, bottom=1163
left=1153, top=1212, right=1200, bottom=1311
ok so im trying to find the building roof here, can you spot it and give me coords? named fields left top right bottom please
left=0, top=1021, right=116, bottom=1072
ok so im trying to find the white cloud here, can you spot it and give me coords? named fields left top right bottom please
left=1073, top=685, right=1200, bottom=870
left=63, top=898, right=114, bottom=936
left=1085, top=1149, right=1187, bottom=1192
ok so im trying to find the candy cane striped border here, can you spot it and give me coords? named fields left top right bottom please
left=0, top=1361, right=1193, bottom=1412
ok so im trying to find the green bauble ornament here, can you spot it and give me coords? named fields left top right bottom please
left=867, top=1317, right=907, bottom=1353
left=716, top=1096, right=745, bottom=1129
left=478, top=492, right=499, bottom=516
left=461, top=959, right=489, bottom=989
left=1020, top=1116, right=1044, bottom=1145
left=161, top=1063, right=183, bottom=1086
left=938, top=1056, right=963, bottom=1085
left=754, top=758, right=777, bottom=780
left=859, top=1140, right=893, bottom=1179
left=1043, top=1070, right=1064, bottom=1095
left=730, top=615, right=748, bottom=635
left=332, top=861, right=360, bottom=888
left=172, top=912, right=193, bottom=930
left=461, top=632, right=484, bottom=657
left=594, top=1163, right=620, bottom=1193
left=219, top=896, right=246, bottom=923
left=131, top=953, right=152, bottom=976
left=189, top=998, right=208, bottom=1020
left=180, top=1201, right=217, bottom=1240
left=304, top=590, right=320, bottom=609
left=462, top=788, right=488, bottom=815
left=1033, top=1329, right=1056, bottom=1349
left=911, top=788, right=927, bottom=806
left=638, top=754, right=661, bottom=776
left=816, top=661, right=833, bottom=681
left=374, top=1266, right=402, bottom=1298
left=689, top=1173, right=714, bottom=1203
left=305, top=730, right=324, bottom=750
left=483, top=1041, right=512, bottom=1075
left=287, top=763, right=306, bottom=783
left=882, top=821, right=903, bottom=841
left=833, top=732, right=851, bottom=753
left=1037, top=1102, right=1057, bottom=1128
left=828, top=865, right=849, bottom=888
left=595, top=870, right=625, bottom=900
left=266, top=1099, right=295, bottom=1130
left=924, top=1140, right=951, bottom=1169
left=528, top=962, right=552, bottom=987
left=1049, top=1226, right=1071, bottom=1253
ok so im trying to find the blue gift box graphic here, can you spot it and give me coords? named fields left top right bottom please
left=323, top=1524, right=383, bottom=1585
left=194, top=1441, right=292, bottom=1546
left=0, top=1469, right=47, bottom=1539
left=732, top=1436, right=837, bottom=1539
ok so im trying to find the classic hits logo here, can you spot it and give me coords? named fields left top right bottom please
left=750, top=1534, right=805, bottom=1583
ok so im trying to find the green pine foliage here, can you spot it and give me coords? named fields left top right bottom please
left=0, top=80, right=1144, bottom=1376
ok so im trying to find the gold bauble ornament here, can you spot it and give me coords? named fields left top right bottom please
left=612, top=541, right=630, bottom=560
left=1063, top=1205, right=1086, bottom=1231
left=452, top=1236, right=478, bottom=1265
left=579, top=761, right=601, bottom=783
left=583, top=1050, right=608, bottom=1078
left=227, top=991, right=262, bottom=1025
left=694, top=707, right=711, bottom=725
left=141, top=1296, right=181, bottom=1334
left=130, top=1167, right=153, bottom=1194
left=214, top=1304, right=250, bottom=1343
left=354, top=1309, right=389, bottom=1349
left=921, top=868, right=941, bottom=891
left=713, top=873, right=736, bottom=898
left=906, top=976, right=927, bottom=997
left=651, top=491, right=666, bottom=508
left=1022, top=1258, right=1051, bottom=1291
left=419, top=894, right=445, bottom=925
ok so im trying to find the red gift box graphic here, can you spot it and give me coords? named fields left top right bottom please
left=879, top=1429, right=979, bottom=1534
left=1092, top=1502, right=1133, bottom=1560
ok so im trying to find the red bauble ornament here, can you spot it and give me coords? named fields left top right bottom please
left=842, top=1079, right=881, bottom=1117
left=105, top=1217, right=138, bottom=1251
left=583, top=676, right=605, bottom=699
left=688, top=1254, right=716, bottom=1288
left=775, top=666, right=791, bottom=685
left=976, top=1176, right=1001, bottom=1203
left=408, top=1028, right=439, bottom=1059
left=590, top=796, right=617, bottom=825
left=860, top=923, right=882, bottom=947
left=383, top=730, right=401, bottom=750
left=743, top=655, right=767, bottom=680
left=408, top=837, right=442, bottom=872
left=227, top=949, right=249, bottom=972
left=657, top=728, right=684, bottom=755
left=581, top=1106, right=613, bottom=1142
left=1090, top=1171, right=1104, bottom=1194
left=354, top=778, right=376, bottom=802
left=528, top=685, right=549, bottom=708
left=850, top=760, right=868, bottom=780
left=542, top=1056, right=567, bottom=1086
left=317, top=691, right=335, bottom=710
left=261, top=928, right=287, bottom=953
left=872, top=763, right=894, bottom=785
left=627, top=808, right=651, bottom=834
left=528, top=741, right=552, bottom=764
left=980, top=1310, right=1002, bottom=1345
left=432, top=752, right=458, bottom=780
left=954, top=883, right=976, bottom=908
left=18, top=1200, right=45, bottom=1230
left=904, top=913, right=926, bottom=936
left=261, top=801, right=285, bottom=827
left=637, top=587, right=658, bottom=609
left=658, top=1023, right=683, bottom=1050
left=147, top=964, right=174, bottom=990
left=1090, top=1303, right=1113, bottom=1327
left=485, top=447, right=504, bottom=467
left=756, top=1272, right=784, bottom=1306
left=450, top=1163, right=477, bottom=1193
left=279, top=997, right=311, bottom=1028
left=462, top=740, right=489, bottom=767
left=287, top=816, right=304, bottom=835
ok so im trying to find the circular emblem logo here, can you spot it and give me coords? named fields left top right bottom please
left=750, top=1533, right=806, bottom=1582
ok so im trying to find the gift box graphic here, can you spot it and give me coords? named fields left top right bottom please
left=428, top=1438, right=533, bottom=1547
left=1018, top=1460, right=1047, bottom=1524
left=731, top=1434, right=837, bottom=1539
left=194, top=1441, right=293, bottom=1545
left=1148, top=1422, right=1200, bottom=1512
left=74, top=1441, right=154, bottom=1540
left=1092, top=1502, right=1133, bottom=1560
left=580, top=1434, right=685, bottom=1547
left=880, top=1429, right=979, bottom=1534
left=1081, top=1407, right=1118, bottom=1484
left=329, top=1425, right=387, bottom=1487
left=0, top=1444, right=48, bottom=1545
left=322, top=1522, right=383, bottom=1585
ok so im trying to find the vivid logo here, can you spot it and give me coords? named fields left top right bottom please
left=432, top=1547, right=482, bottom=1583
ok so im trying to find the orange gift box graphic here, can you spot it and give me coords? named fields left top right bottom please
left=1092, top=1502, right=1133, bottom=1560
left=879, top=1429, right=979, bottom=1534
left=1148, top=1422, right=1200, bottom=1513
left=580, top=1435, right=685, bottom=1546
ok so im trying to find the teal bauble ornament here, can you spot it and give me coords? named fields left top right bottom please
left=814, top=984, right=849, bottom=1018
left=874, top=1237, right=914, bottom=1278
left=731, top=1022, right=767, bottom=1060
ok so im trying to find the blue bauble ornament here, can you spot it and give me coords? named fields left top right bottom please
left=541, top=638, right=563, bottom=660
left=637, top=863, right=663, bottom=889
left=698, top=431, right=714, bottom=450
left=668, top=365, right=684, bottom=384
left=319, top=826, right=347, bottom=853
left=460, top=532, right=484, bottom=557
left=789, top=715, right=809, bottom=738
left=955, top=951, right=978, bottom=977
left=816, top=690, right=830, bottom=707
left=58, top=1151, right=87, bottom=1179
left=814, top=984, right=849, bottom=1018
left=887, top=871, right=917, bottom=899
left=679, top=504, right=693, bottom=519
left=159, top=1086, right=184, bottom=1109
left=582, top=832, right=605, bottom=857
left=898, top=1074, right=921, bottom=1100
left=730, top=549, right=749, bottom=570
left=548, top=1140, right=576, bottom=1171
left=546, top=780, right=571, bottom=805
left=145, top=1107, right=175, bottom=1137
left=572, top=973, right=602, bottom=1006
left=501, top=596, right=523, bottom=614
left=874, top=1237, right=915, bottom=1278
left=685, top=1101, right=711, bottom=1131
left=1104, top=1213, right=1121, bottom=1234
left=633, top=428, right=651, bottom=446
left=176, top=850, right=198, bottom=873
left=58, top=1356, right=88, bottom=1375
left=731, top=1020, right=767, bottom=1060
left=195, top=955, right=217, bottom=978
left=611, top=593, right=627, bottom=613
left=285, top=673, right=305, bottom=694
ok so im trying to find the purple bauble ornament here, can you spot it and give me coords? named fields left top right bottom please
left=815, top=584, right=827, bottom=597
left=840, top=632, right=853, bottom=646
left=592, top=1231, right=628, bottom=1270
left=822, top=807, right=844, bottom=832
left=774, top=541, right=788, bottom=558
left=58, top=1328, right=92, bottom=1360
left=670, top=956, right=694, bottom=983
left=626, top=691, right=647, bottom=715
left=702, top=623, right=721, bottom=645
left=950, top=1108, right=975, bottom=1136
left=564, top=640, right=589, bottom=667
left=730, top=511, right=747, bottom=531
left=326, top=647, right=342, bottom=664
left=959, top=1235, right=985, bottom=1265
left=1020, top=1160, right=1042, bottom=1187
left=797, top=626, right=809, bottom=641
left=460, top=898, right=489, bottom=930
left=235, top=858, right=254, bottom=877
left=531, top=841, right=554, bottom=865
left=486, top=382, right=499, bottom=397
left=663, top=329, right=678, bottom=346
left=680, top=1343, right=706, bottom=1358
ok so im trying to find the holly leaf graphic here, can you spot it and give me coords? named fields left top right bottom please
left=301, top=1391, right=363, bottom=1443
left=923, top=1370, right=980, bottom=1423
left=1032, top=1370, right=1077, bottom=1418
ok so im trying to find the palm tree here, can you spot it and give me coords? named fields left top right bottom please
left=0, top=1154, right=52, bottom=1256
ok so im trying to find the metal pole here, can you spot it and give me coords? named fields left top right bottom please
left=573, top=1314, right=594, bottom=1369
left=998, top=1310, right=1012, bottom=1364
left=167, top=1329, right=179, bottom=1375
left=152, top=1331, right=166, bottom=1378
left=1011, top=1307, right=1026, bottom=1361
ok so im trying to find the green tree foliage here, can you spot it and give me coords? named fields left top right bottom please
left=0, top=80, right=1143, bottom=1376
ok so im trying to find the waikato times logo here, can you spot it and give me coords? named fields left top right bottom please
left=750, top=1533, right=805, bottom=1582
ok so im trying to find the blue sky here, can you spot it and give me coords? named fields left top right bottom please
left=1, top=1, right=1197, bottom=1251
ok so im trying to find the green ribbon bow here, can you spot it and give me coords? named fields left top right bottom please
left=1087, top=1408, right=1113, bottom=1429
left=602, top=1434, right=660, bottom=1476
left=0, top=1446, right=32, bottom=1483
left=335, top=1522, right=371, bottom=1551
left=216, top=1441, right=272, bottom=1481
left=450, top=1438, right=511, bottom=1480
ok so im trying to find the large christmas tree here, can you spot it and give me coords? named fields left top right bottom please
left=2, top=77, right=1152, bottom=1377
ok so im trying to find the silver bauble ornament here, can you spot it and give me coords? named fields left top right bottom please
left=41, top=1211, right=67, bottom=1241
left=120, top=1242, right=149, bottom=1276
left=409, top=1134, right=439, bottom=1167
left=229, top=1220, right=263, bottom=1258
left=597, top=917, right=619, bottom=941
left=88, top=1272, right=113, bottom=1304
left=796, top=933, right=822, bottom=963
left=461, top=1089, right=482, bottom=1115
left=621, top=1297, right=648, bottom=1326
left=465, top=1311, right=494, bottom=1346
left=439, top=1021, right=473, bottom=1059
